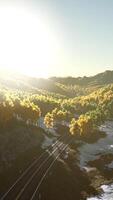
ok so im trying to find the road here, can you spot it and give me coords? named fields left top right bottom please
left=1, top=134, right=72, bottom=200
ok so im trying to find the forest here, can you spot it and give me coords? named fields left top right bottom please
left=1, top=71, right=113, bottom=138
left=1, top=71, right=113, bottom=200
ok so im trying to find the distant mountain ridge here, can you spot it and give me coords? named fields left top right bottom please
left=50, top=70, right=113, bottom=86
left=0, top=70, right=113, bottom=97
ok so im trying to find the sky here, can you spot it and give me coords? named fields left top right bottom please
left=0, top=0, right=113, bottom=77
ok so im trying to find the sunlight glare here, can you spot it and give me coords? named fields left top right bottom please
left=0, top=5, right=59, bottom=78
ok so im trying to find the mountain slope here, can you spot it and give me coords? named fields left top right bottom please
left=50, top=70, right=113, bottom=86
left=0, top=70, right=113, bottom=97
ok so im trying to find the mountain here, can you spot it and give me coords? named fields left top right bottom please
left=50, top=70, right=113, bottom=86
left=0, top=70, right=113, bottom=97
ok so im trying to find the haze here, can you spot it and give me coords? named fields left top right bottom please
left=0, top=0, right=113, bottom=78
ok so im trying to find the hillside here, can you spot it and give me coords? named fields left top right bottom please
left=1, top=71, right=113, bottom=199
left=50, top=70, right=113, bottom=86
left=0, top=70, right=113, bottom=98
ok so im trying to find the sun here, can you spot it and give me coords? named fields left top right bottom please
left=0, top=5, right=59, bottom=78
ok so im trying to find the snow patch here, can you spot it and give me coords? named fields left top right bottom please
left=87, top=184, right=113, bottom=200
left=107, top=161, right=113, bottom=169
left=38, top=117, right=58, bottom=136
left=41, top=135, right=55, bottom=149
left=78, top=121, right=113, bottom=168
left=83, top=166, right=97, bottom=173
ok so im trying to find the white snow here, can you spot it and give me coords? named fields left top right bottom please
left=38, top=117, right=58, bottom=136
left=78, top=121, right=113, bottom=168
left=83, top=166, right=97, bottom=173
left=41, top=135, right=55, bottom=149
left=109, top=145, right=113, bottom=149
left=107, top=161, right=113, bottom=169
left=87, top=184, right=113, bottom=200
left=83, top=121, right=113, bottom=200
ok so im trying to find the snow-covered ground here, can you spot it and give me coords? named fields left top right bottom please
left=38, top=117, right=58, bottom=137
left=57, top=121, right=69, bottom=127
left=87, top=184, right=113, bottom=200
left=107, top=161, right=113, bottom=169
left=41, top=135, right=56, bottom=149
left=78, top=121, right=113, bottom=168
left=83, top=166, right=97, bottom=173
left=78, top=121, right=113, bottom=200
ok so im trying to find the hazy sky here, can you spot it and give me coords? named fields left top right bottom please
left=0, top=0, right=113, bottom=77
